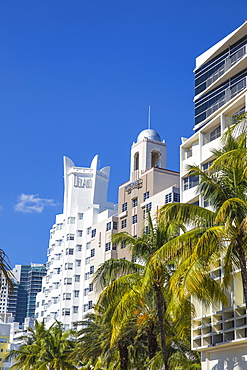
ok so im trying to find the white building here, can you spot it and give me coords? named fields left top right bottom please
left=35, top=155, right=117, bottom=328
left=180, top=21, right=247, bottom=369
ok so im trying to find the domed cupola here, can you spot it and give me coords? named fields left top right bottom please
left=137, top=129, right=161, bottom=143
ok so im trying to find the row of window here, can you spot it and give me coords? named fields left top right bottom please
left=121, top=192, right=150, bottom=212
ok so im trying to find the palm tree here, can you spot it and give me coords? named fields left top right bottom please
left=155, top=112, right=247, bottom=309
left=93, top=213, right=200, bottom=370
left=6, top=320, right=77, bottom=370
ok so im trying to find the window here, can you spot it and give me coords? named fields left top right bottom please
left=36, top=302, right=39, bottom=308
left=83, top=304, right=88, bottom=312
left=55, top=253, right=61, bottom=260
left=55, top=239, right=63, bottom=246
left=106, top=222, right=111, bottom=231
left=53, top=282, right=60, bottom=289
left=165, top=193, right=172, bottom=204
left=105, top=242, right=111, bottom=251
left=132, top=215, right=137, bottom=224
left=66, top=248, right=74, bottom=255
left=41, top=311, right=44, bottom=317
left=56, top=223, right=63, bottom=230
left=122, top=203, right=127, bottom=212
left=77, top=230, right=83, bottom=237
left=88, top=300, right=93, bottom=310
left=85, top=257, right=90, bottom=265
left=121, top=241, right=126, bottom=249
left=54, top=268, right=61, bottom=274
left=86, top=242, right=91, bottom=250
left=174, top=193, right=180, bottom=202
left=78, top=213, right=83, bottom=220
left=132, top=198, right=138, bottom=207
left=202, top=161, right=212, bottom=171
left=84, top=288, right=89, bottom=296
left=87, top=227, right=91, bottom=235
left=74, top=290, right=80, bottom=297
left=62, top=308, right=70, bottom=316
left=113, top=221, right=118, bottom=230
left=64, top=278, right=72, bottom=285
left=146, top=202, right=152, bottom=211
left=134, top=152, right=139, bottom=170
left=75, top=259, right=81, bottom=267
left=51, top=297, right=59, bottom=304
left=144, top=226, right=150, bottom=234
left=89, top=283, right=93, bottom=292
left=65, top=263, right=73, bottom=270
left=90, top=266, right=94, bottom=274
left=183, top=175, right=199, bottom=191
left=73, top=306, right=79, bottom=314
left=144, top=192, right=149, bottom=201
left=75, top=275, right=80, bottom=282
left=76, top=244, right=82, bottom=252
left=67, top=217, right=75, bottom=224
left=63, top=293, right=71, bottom=300
left=90, top=249, right=95, bottom=257
left=66, top=234, right=75, bottom=241
left=91, top=229, right=96, bottom=238
left=121, top=219, right=127, bottom=229
left=85, top=272, right=90, bottom=280
left=112, top=243, right=117, bottom=250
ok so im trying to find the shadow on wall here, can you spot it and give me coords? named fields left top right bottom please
left=211, top=356, right=247, bottom=370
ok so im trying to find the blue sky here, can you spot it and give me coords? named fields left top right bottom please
left=0, top=0, right=246, bottom=266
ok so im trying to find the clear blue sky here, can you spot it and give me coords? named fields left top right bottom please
left=0, top=0, right=246, bottom=266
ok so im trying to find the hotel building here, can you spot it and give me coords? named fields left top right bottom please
left=180, top=21, right=247, bottom=369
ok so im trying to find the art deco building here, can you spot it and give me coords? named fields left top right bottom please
left=36, top=127, right=180, bottom=326
left=180, top=21, right=247, bottom=369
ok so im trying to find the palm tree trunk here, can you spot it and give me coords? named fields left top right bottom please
left=237, top=243, right=247, bottom=305
left=118, top=342, right=128, bottom=370
left=154, top=283, right=168, bottom=370
left=146, top=321, right=158, bottom=359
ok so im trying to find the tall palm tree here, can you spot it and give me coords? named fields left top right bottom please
left=155, top=112, right=247, bottom=309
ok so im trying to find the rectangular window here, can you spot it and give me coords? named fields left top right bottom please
left=65, top=263, right=73, bottom=270
left=67, top=217, right=75, bottom=224
left=146, top=202, right=152, bottom=211
left=66, top=234, right=75, bottom=241
left=88, top=300, right=93, bottom=310
left=165, top=193, right=172, bottom=204
left=202, top=161, right=212, bottom=171
left=90, top=249, right=95, bottom=258
left=55, top=239, right=63, bottom=246
left=84, top=288, right=89, bottom=296
left=74, top=290, right=80, bottom=297
left=91, top=229, right=96, bottom=238
left=76, top=244, right=82, bottom=252
left=121, top=219, right=127, bottom=229
left=183, top=175, right=199, bottom=191
left=73, top=306, right=79, bottom=314
left=77, top=230, right=83, bottom=237
left=85, top=272, right=90, bottom=280
left=132, top=198, right=138, bottom=207
left=113, top=221, right=118, bottom=230
left=85, top=257, right=90, bottom=265
left=66, top=248, right=74, bottom=255
left=87, top=227, right=91, bottom=235
left=173, top=193, right=180, bottom=202
left=132, top=215, right=137, bottom=224
left=105, top=242, right=111, bottom=251
left=83, top=304, right=88, bottom=312
left=78, top=213, right=83, bottom=220
left=63, top=293, right=71, bottom=300
left=89, top=283, right=93, bottom=292
left=56, top=223, right=63, bottom=230
left=75, top=259, right=81, bottom=267
left=75, top=275, right=80, bottom=282
left=112, top=243, right=117, bottom=250
left=144, top=226, right=150, bottom=234
left=62, top=308, right=70, bottom=316
left=64, top=278, right=72, bottom=285
left=90, top=266, right=94, bottom=274
left=144, top=192, right=150, bottom=201
left=86, top=242, right=91, bottom=250
left=106, top=222, right=111, bottom=231
left=122, top=202, right=127, bottom=212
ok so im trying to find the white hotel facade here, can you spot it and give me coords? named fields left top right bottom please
left=36, top=128, right=180, bottom=328
left=180, top=21, right=247, bottom=369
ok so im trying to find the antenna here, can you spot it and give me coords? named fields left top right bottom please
left=148, top=106, right=151, bottom=129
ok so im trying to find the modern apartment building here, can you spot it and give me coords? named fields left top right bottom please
left=180, top=21, right=247, bottom=369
